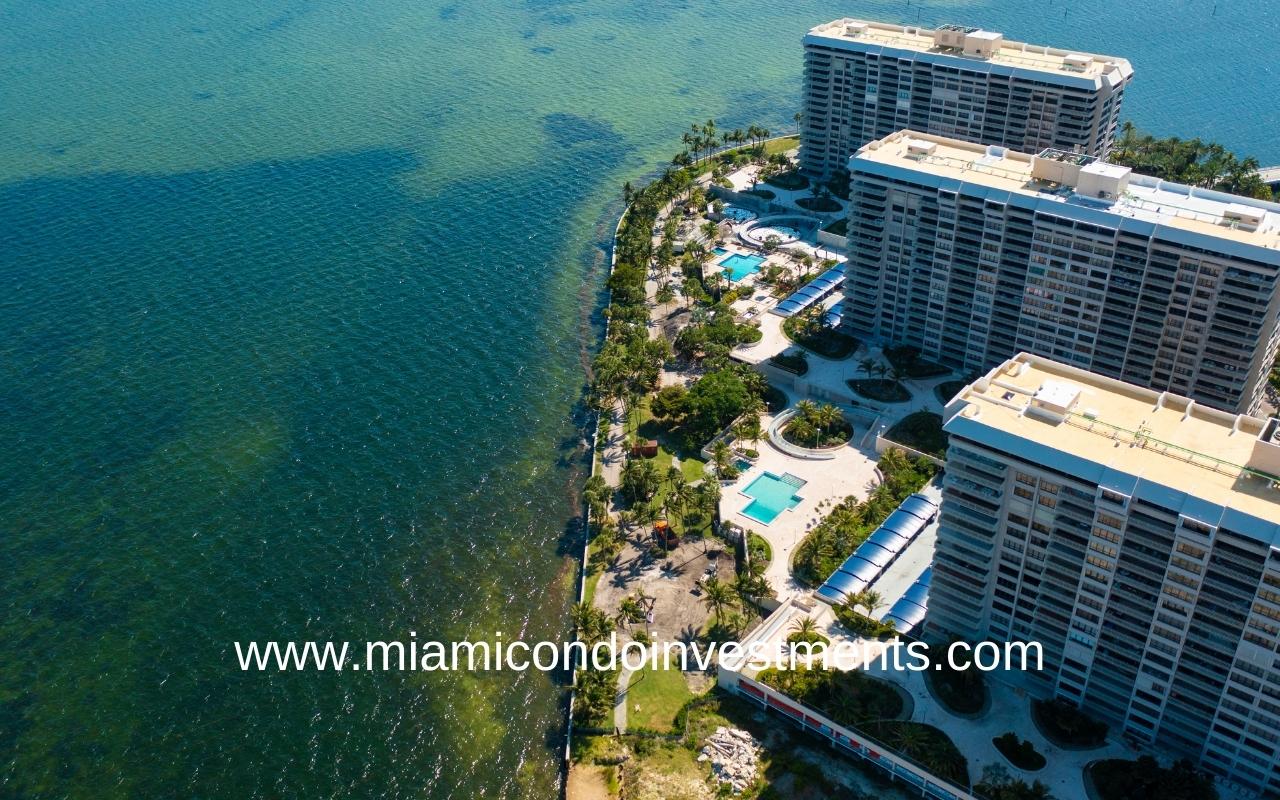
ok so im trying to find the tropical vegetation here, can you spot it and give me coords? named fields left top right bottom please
left=1031, top=698, right=1108, bottom=748
left=975, top=765, right=1055, bottom=800
left=782, top=304, right=858, bottom=359
left=1110, top=121, right=1273, bottom=200
left=792, top=449, right=937, bottom=585
left=1088, top=756, right=1217, bottom=800
left=781, top=400, right=851, bottom=449
left=992, top=732, right=1045, bottom=770
left=883, top=411, right=948, bottom=457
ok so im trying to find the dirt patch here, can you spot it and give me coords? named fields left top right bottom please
left=566, top=764, right=614, bottom=800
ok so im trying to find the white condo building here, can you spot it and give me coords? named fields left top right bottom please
left=842, top=130, right=1280, bottom=415
left=800, top=19, right=1134, bottom=176
left=931, top=353, right=1280, bottom=795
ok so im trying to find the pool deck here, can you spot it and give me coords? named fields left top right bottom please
left=719, top=413, right=884, bottom=601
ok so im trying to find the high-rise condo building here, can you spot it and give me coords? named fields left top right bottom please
left=842, top=130, right=1280, bottom=415
left=930, top=352, right=1280, bottom=795
left=800, top=19, right=1134, bottom=177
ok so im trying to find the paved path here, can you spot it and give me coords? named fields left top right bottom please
left=613, top=667, right=634, bottom=733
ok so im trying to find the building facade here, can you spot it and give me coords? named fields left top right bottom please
left=929, top=353, right=1280, bottom=795
left=800, top=19, right=1133, bottom=177
left=842, top=131, right=1280, bottom=415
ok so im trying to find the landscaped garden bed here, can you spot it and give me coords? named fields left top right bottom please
left=780, top=401, right=851, bottom=449
left=884, top=345, right=951, bottom=378
left=764, top=170, right=809, bottom=191
left=883, top=411, right=948, bottom=457
left=1087, top=756, right=1218, bottom=800
left=992, top=732, right=1045, bottom=770
left=934, top=379, right=967, bottom=405
left=1031, top=697, right=1108, bottom=748
left=762, top=385, right=788, bottom=413
left=847, top=378, right=910, bottom=403
left=923, top=640, right=987, bottom=716
left=796, top=195, right=842, bottom=212
left=757, top=665, right=902, bottom=724
left=821, top=217, right=848, bottom=236
left=769, top=353, right=809, bottom=376
left=744, top=187, right=776, bottom=200
left=782, top=314, right=858, bottom=359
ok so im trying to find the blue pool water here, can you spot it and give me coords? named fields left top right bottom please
left=741, top=472, right=806, bottom=524
left=719, top=252, right=766, bottom=282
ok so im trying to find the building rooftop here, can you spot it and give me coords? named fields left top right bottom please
left=807, top=18, right=1133, bottom=81
left=854, top=131, right=1280, bottom=251
left=945, top=353, right=1280, bottom=535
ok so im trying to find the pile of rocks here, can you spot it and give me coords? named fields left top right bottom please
left=697, top=726, right=760, bottom=793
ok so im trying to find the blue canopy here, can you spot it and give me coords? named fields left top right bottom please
left=917, top=565, right=933, bottom=586
left=768, top=266, right=846, bottom=318
left=901, top=581, right=930, bottom=607
left=899, top=494, right=938, bottom=522
left=821, top=569, right=869, bottom=596
left=878, top=509, right=927, bottom=540
left=835, top=556, right=881, bottom=583
left=865, top=527, right=910, bottom=556
left=815, top=584, right=853, bottom=605
left=852, top=541, right=894, bottom=569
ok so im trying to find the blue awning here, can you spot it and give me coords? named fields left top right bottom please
left=901, top=581, right=930, bottom=607
left=898, top=494, right=938, bottom=522
left=878, top=509, right=927, bottom=540
left=865, top=527, right=910, bottom=556
left=852, top=542, right=894, bottom=569
left=835, top=556, right=881, bottom=583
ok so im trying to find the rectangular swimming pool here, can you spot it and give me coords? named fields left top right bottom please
left=740, top=472, right=806, bottom=525
left=718, top=252, right=766, bottom=282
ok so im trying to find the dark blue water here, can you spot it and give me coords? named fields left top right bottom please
left=0, top=0, right=1273, bottom=797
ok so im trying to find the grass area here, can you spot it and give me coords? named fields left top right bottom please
left=820, top=217, right=847, bottom=236
left=883, top=411, right=947, bottom=457
left=747, top=533, right=771, bottom=568
left=1032, top=698, right=1109, bottom=748
left=992, top=732, right=1046, bottom=770
left=782, top=316, right=858, bottom=359
left=769, top=353, right=809, bottom=375
left=796, top=195, right=842, bottom=212
left=680, top=455, right=707, bottom=482
left=883, top=345, right=951, bottom=378
left=847, top=378, right=910, bottom=403
left=934, top=380, right=966, bottom=405
left=621, top=741, right=707, bottom=800
left=762, top=135, right=800, bottom=156
left=626, top=667, right=695, bottom=733
left=582, top=562, right=603, bottom=607
left=764, top=170, right=809, bottom=191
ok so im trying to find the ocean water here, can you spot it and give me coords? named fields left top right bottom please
left=0, top=0, right=1274, bottom=797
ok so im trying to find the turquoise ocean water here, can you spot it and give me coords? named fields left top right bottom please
left=0, top=1, right=1274, bottom=797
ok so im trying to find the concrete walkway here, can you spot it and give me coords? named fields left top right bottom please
left=613, top=667, right=634, bottom=733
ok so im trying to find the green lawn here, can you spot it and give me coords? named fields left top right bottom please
left=626, top=667, right=694, bottom=733
left=762, top=135, right=800, bottom=156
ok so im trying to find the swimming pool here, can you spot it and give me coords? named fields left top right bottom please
left=740, top=472, right=806, bottom=525
left=722, top=206, right=757, bottom=223
left=719, top=252, right=766, bottom=282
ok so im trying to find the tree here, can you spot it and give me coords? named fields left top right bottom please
left=792, top=616, right=819, bottom=638
left=975, top=765, right=1055, bottom=800
left=711, top=439, right=734, bottom=478
left=650, top=384, right=688, bottom=421
left=858, top=357, right=878, bottom=378
left=701, top=576, right=733, bottom=622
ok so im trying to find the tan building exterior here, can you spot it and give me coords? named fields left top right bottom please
left=800, top=19, right=1133, bottom=177
left=930, top=353, right=1280, bottom=795
left=843, top=130, right=1280, bottom=415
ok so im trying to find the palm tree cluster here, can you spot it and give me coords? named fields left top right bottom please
left=783, top=400, right=848, bottom=448
left=1110, top=121, right=1273, bottom=200
left=673, top=120, right=773, bottom=168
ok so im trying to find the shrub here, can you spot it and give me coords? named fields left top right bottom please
left=883, top=411, right=948, bottom=457
left=883, top=345, right=951, bottom=378
left=992, top=732, right=1045, bottom=770
left=764, top=170, right=809, bottom=191
left=768, top=353, right=808, bottom=375
left=796, top=195, right=842, bottom=212
left=847, top=378, right=910, bottom=403
left=1032, top=698, right=1108, bottom=748
left=1088, top=757, right=1218, bottom=800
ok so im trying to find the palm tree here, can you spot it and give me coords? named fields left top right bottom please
left=794, top=399, right=819, bottom=423
left=701, top=576, right=733, bottom=623
left=792, top=616, right=819, bottom=639
left=858, top=589, right=883, bottom=617
left=711, top=439, right=733, bottom=478
left=814, top=404, right=842, bottom=443
left=858, top=357, right=878, bottom=378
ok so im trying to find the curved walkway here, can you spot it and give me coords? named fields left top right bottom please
left=613, top=666, right=634, bottom=733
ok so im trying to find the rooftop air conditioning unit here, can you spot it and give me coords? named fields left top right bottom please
left=1064, top=53, right=1091, bottom=71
